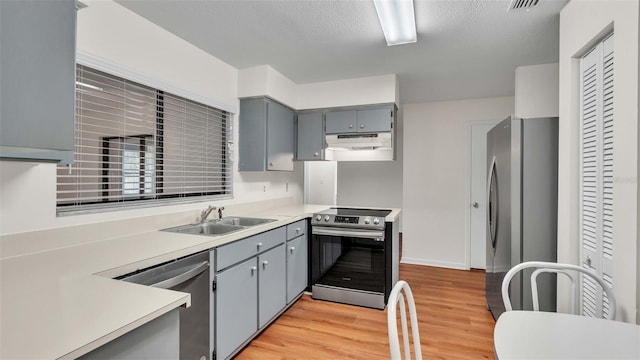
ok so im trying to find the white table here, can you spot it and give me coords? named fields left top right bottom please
left=494, top=311, right=640, bottom=359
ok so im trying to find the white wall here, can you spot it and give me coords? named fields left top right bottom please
left=297, top=74, right=398, bottom=109
left=515, top=63, right=559, bottom=118
left=304, top=161, right=337, bottom=205
left=237, top=69, right=398, bottom=110
left=336, top=107, right=403, bottom=209
left=557, top=0, right=639, bottom=322
left=237, top=65, right=298, bottom=109
left=0, top=0, right=303, bottom=235
left=402, top=96, right=514, bottom=269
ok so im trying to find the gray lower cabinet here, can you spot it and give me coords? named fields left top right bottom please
left=286, top=220, right=307, bottom=303
left=286, top=235, right=308, bottom=303
left=215, top=256, right=258, bottom=360
left=296, top=111, right=324, bottom=160
left=0, top=0, right=76, bottom=164
left=239, top=98, right=295, bottom=171
left=213, top=227, right=287, bottom=359
left=258, top=244, right=286, bottom=327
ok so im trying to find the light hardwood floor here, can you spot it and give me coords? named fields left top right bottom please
left=235, top=264, right=496, bottom=359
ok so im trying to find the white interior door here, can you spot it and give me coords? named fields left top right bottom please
left=470, top=123, right=495, bottom=269
left=579, top=34, right=614, bottom=319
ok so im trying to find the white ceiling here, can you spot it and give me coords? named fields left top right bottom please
left=116, top=0, right=567, bottom=104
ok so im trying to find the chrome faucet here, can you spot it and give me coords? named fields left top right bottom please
left=200, top=205, right=216, bottom=222
left=217, top=207, right=225, bottom=219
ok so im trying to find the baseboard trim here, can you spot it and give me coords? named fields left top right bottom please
left=400, top=257, right=469, bottom=270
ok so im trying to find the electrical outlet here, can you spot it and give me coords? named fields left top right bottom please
left=263, top=185, right=266, bottom=192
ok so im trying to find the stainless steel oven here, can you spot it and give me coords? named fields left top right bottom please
left=310, top=208, right=392, bottom=309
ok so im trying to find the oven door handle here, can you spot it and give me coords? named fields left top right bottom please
left=312, top=227, right=385, bottom=241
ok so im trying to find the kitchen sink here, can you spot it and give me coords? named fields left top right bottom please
left=161, top=216, right=276, bottom=237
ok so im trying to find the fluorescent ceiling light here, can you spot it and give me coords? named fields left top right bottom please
left=373, top=0, right=417, bottom=46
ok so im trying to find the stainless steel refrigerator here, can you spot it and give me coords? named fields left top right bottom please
left=485, top=115, right=558, bottom=320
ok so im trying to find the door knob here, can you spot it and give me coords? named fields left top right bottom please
left=473, top=202, right=479, bottom=208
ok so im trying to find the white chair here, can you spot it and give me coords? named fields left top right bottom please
left=501, top=261, right=616, bottom=320
left=387, top=280, right=422, bottom=360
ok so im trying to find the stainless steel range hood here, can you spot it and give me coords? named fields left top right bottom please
left=325, top=132, right=394, bottom=161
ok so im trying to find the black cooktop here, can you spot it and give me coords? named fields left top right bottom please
left=317, top=207, right=392, bottom=217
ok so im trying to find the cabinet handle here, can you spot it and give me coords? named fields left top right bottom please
left=360, top=124, right=365, bottom=129
left=262, top=260, right=268, bottom=269
left=250, top=266, right=257, bottom=275
left=314, top=152, right=319, bottom=157
left=296, top=227, right=301, bottom=233
left=257, top=242, right=263, bottom=249
left=348, top=124, right=353, bottom=129
left=290, top=246, right=296, bottom=253
left=269, top=162, right=274, bottom=167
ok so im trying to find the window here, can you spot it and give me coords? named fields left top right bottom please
left=579, top=33, right=614, bottom=319
left=57, top=65, right=232, bottom=214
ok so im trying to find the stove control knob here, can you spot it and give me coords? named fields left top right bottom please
left=373, top=218, right=380, bottom=225
left=324, top=215, right=330, bottom=222
left=364, top=217, right=371, bottom=225
left=315, top=215, right=322, bottom=221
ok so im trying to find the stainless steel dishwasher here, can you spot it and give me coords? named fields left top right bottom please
left=121, top=251, right=210, bottom=360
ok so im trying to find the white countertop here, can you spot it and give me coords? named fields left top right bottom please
left=0, top=202, right=401, bottom=359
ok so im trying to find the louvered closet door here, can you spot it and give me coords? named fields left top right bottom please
left=579, top=34, right=614, bottom=319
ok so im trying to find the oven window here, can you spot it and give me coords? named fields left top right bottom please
left=312, top=235, right=385, bottom=293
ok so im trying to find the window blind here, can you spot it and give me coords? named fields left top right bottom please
left=57, top=65, right=232, bottom=214
left=579, top=34, right=614, bottom=319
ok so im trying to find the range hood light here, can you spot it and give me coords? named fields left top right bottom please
left=325, top=133, right=392, bottom=150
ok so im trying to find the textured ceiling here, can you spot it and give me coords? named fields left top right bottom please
left=116, top=0, right=567, bottom=104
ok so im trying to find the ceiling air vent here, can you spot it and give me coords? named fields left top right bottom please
left=507, top=0, right=540, bottom=11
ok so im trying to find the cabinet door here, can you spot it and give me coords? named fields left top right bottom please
left=287, top=235, right=308, bottom=303
left=325, top=110, right=357, bottom=134
left=296, top=112, right=324, bottom=160
left=258, top=244, right=286, bottom=328
left=215, top=257, right=258, bottom=360
left=357, top=107, right=393, bottom=133
left=266, top=100, right=295, bottom=171
left=0, top=0, right=76, bottom=164
left=238, top=98, right=268, bottom=171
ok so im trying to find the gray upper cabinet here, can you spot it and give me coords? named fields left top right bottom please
left=325, top=106, right=393, bottom=134
left=239, top=98, right=295, bottom=171
left=296, top=111, right=324, bottom=160
left=0, top=0, right=76, bottom=164
left=325, top=110, right=357, bottom=134
left=357, top=107, right=394, bottom=132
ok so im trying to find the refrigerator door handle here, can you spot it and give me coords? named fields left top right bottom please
left=488, top=157, right=499, bottom=253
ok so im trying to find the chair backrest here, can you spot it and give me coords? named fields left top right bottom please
left=501, top=261, right=616, bottom=320
left=388, top=280, right=422, bottom=360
